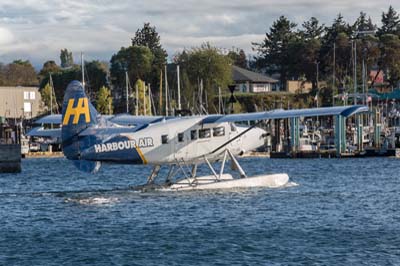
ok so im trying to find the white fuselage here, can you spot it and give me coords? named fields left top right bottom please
left=110, top=117, right=266, bottom=165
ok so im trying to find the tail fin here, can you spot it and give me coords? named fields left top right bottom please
left=61, top=81, right=101, bottom=172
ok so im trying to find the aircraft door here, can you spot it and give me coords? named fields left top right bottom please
left=174, top=130, right=189, bottom=160
left=229, top=123, right=242, bottom=154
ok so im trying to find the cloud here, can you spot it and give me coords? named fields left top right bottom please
left=0, top=0, right=399, bottom=68
left=0, top=27, right=14, bottom=46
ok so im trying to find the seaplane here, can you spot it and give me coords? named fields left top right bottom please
left=39, top=80, right=368, bottom=191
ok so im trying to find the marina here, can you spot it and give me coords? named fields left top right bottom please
left=1, top=2, right=400, bottom=264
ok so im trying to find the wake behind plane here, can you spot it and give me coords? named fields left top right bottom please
left=43, top=81, right=368, bottom=191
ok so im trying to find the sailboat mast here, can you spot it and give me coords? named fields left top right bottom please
left=81, top=52, right=85, bottom=89
left=49, top=73, right=53, bottom=115
left=177, top=64, right=181, bottom=110
left=165, top=65, right=168, bottom=116
left=143, top=82, right=146, bottom=116
left=125, top=71, right=129, bottom=113
left=135, top=83, right=139, bottom=116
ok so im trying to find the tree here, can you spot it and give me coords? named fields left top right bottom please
left=132, top=23, right=168, bottom=99
left=301, top=17, right=324, bottom=40
left=377, top=6, right=400, bottom=37
left=39, top=60, right=61, bottom=83
left=380, top=34, right=400, bottom=87
left=319, top=14, right=353, bottom=93
left=227, top=49, right=247, bottom=68
left=40, top=82, right=58, bottom=114
left=253, top=16, right=297, bottom=90
left=84, top=60, right=108, bottom=99
left=174, top=43, right=232, bottom=113
left=39, top=66, right=81, bottom=112
left=354, top=12, right=376, bottom=33
left=60, top=48, right=74, bottom=68
left=0, top=62, right=5, bottom=86
left=96, top=86, right=113, bottom=114
left=134, top=79, right=151, bottom=115
left=3, top=60, right=38, bottom=86
left=110, top=45, right=154, bottom=90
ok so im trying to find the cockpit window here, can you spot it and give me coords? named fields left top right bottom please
left=199, top=128, right=211, bottom=139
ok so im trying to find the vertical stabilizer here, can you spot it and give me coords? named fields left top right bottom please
left=61, top=81, right=101, bottom=172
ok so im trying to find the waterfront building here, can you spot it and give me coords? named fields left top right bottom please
left=232, top=66, right=279, bottom=93
left=0, top=86, right=43, bottom=119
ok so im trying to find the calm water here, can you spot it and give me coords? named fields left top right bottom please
left=0, top=157, right=399, bottom=265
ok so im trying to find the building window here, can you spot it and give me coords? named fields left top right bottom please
left=161, top=134, right=168, bottom=144
left=30, top=91, right=35, bottom=100
left=24, top=91, right=30, bottom=100
left=199, top=128, right=211, bottom=139
left=213, top=127, right=225, bottom=137
left=24, top=102, right=31, bottom=113
left=191, top=130, right=197, bottom=140
left=178, top=133, right=184, bottom=142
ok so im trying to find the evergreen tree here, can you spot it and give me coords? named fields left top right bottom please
left=379, top=34, right=400, bottom=87
left=353, top=12, right=376, bottom=33
left=377, top=6, right=400, bottom=37
left=253, top=16, right=297, bottom=90
left=60, top=49, right=74, bottom=68
left=131, top=22, right=167, bottom=102
left=292, top=17, right=324, bottom=91
left=227, top=49, right=247, bottom=68
left=301, top=17, right=324, bottom=40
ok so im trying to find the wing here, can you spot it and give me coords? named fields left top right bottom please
left=201, top=105, right=369, bottom=124
left=34, top=114, right=62, bottom=124
left=26, top=127, right=61, bottom=138
left=34, top=114, right=166, bottom=126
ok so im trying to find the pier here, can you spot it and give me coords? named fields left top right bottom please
left=0, top=144, right=21, bottom=173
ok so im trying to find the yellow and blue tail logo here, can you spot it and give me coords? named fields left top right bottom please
left=62, top=97, right=91, bottom=125
left=61, top=81, right=98, bottom=164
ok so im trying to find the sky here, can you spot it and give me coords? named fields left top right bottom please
left=0, top=0, right=399, bottom=69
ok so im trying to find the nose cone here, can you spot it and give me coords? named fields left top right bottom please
left=244, top=127, right=267, bottom=152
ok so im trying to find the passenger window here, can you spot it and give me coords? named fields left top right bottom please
left=191, top=130, right=197, bottom=140
left=199, top=128, right=211, bottom=139
left=178, top=133, right=184, bottom=142
left=213, top=127, right=225, bottom=137
left=161, top=134, right=168, bottom=144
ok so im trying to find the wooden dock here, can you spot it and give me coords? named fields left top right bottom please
left=0, top=144, right=21, bottom=173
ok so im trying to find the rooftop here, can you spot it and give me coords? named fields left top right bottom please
left=232, top=66, right=278, bottom=83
